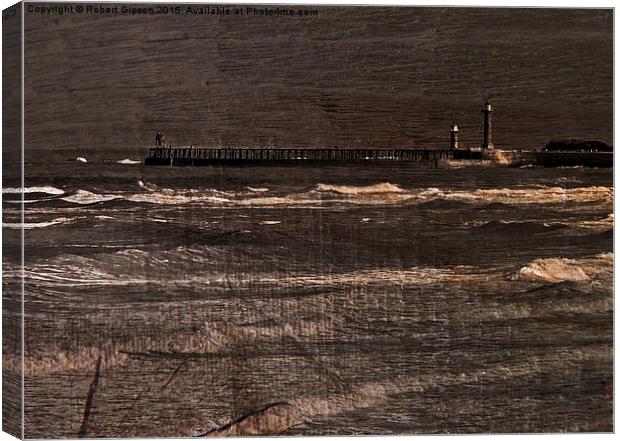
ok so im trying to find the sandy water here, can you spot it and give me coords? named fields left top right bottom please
left=2, top=157, right=613, bottom=437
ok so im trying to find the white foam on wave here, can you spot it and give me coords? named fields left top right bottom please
left=294, top=184, right=611, bottom=207
left=76, top=157, right=87, bottom=163
left=127, top=193, right=232, bottom=205
left=518, top=259, right=590, bottom=283
left=135, top=180, right=234, bottom=204
left=437, top=186, right=613, bottom=205
left=5, top=199, right=55, bottom=204
left=11, top=242, right=613, bottom=304
left=247, top=186, right=269, bottom=193
left=117, top=159, right=141, bottom=165
left=61, top=190, right=121, bottom=205
left=516, top=252, right=613, bottom=283
left=3, top=217, right=77, bottom=229
left=2, top=186, right=65, bottom=195
left=56, top=181, right=613, bottom=209
left=316, top=182, right=404, bottom=194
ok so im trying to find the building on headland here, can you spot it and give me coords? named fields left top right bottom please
left=542, top=139, right=612, bottom=152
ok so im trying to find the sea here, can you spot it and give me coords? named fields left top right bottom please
left=1, top=153, right=613, bottom=437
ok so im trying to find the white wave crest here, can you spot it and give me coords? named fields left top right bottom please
left=135, top=180, right=234, bottom=204
left=310, top=184, right=613, bottom=206
left=316, top=182, right=404, bottom=194
left=56, top=183, right=613, bottom=208
left=3, top=217, right=77, bottom=229
left=138, top=180, right=159, bottom=191
left=441, top=186, right=613, bottom=205
left=61, top=190, right=121, bottom=205
left=516, top=252, right=613, bottom=283
left=2, top=186, right=65, bottom=195
left=127, top=193, right=231, bottom=205
left=117, top=159, right=141, bottom=165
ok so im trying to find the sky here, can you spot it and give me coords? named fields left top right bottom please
left=14, top=4, right=613, bottom=155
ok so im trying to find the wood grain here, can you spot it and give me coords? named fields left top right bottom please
left=22, top=6, right=612, bottom=156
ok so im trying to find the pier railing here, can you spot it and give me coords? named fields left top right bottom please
left=143, top=147, right=612, bottom=167
left=145, top=147, right=452, bottom=165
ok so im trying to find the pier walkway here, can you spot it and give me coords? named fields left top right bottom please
left=144, top=147, right=452, bottom=166
left=144, top=147, right=612, bottom=168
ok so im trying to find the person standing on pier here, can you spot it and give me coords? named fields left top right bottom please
left=155, top=131, right=167, bottom=148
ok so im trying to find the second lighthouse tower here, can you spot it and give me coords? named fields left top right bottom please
left=482, top=101, right=494, bottom=150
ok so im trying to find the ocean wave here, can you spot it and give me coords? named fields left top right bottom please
left=470, top=214, right=613, bottom=236
left=442, top=186, right=612, bottom=205
left=131, top=180, right=235, bottom=204
left=515, top=252, right=613, bottom=283
left=4, top=199, right=56, bottom=204
left=127, top=193, right=231, bottom=205
left=237, top=185, right=613, bottom=208
left=3, top=217, right=78, bottom=229
left=574, top=213, right=614, bottom=231
left=54, top=182, right=612, bottom=208
left=138, top=180, right=233, bottom=196
left=117, top=159, right=142, bottom=165
left=13, top=245, right=612, bottom=291
left=190, top=347, right=609, bottom=437
left=247, top=186, right=269, bottom=193
left=2, top=186, right=65, bottom=195
left=473, top=219, right=567, bottom=233
left=315, top=182, right=404, bottom=194
left=61, top=190, right=121, bottom=205
left=9, top=245, right=502, bottom=289
left=0, top=244, right=438, bottom=288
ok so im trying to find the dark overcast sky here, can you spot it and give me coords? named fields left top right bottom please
left=21, top=5, right=612, bottom=154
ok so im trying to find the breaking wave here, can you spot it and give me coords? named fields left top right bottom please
left=441, top=186, right=612, bottom=205
left=516, top=252, right=613, bottom=283
left=19, top=246, right=612, bottom=290
left=3, top=217, right=79, bottom=229
left=51, top=182, right=613, bottom=208
left=315, top=182, right=404, bottom=194
left=247, top=186, right=269, bottom=193
left=2, top=186, right=65, bottom=195
left=117, top=159, right=141, bottom=165
left=61, top=190, right=121, bottom=205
